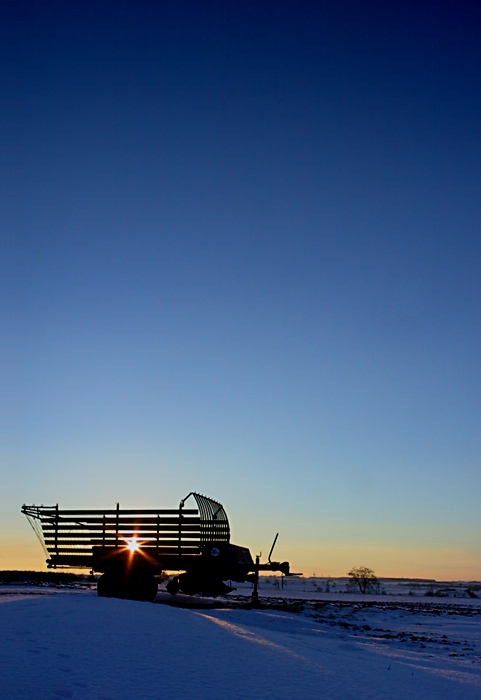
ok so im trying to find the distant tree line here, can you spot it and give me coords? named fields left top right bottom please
left=0, top=570, right=91, bottom=585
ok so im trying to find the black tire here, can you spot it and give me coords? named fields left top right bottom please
left=177, top=573, right=199, bottom=595
left=122, top=572, right=158, bottom=602
left=178, top=573, right=235, bottom=596
left=97, top=572, right=122, bottom=598
left=166, top=576, right=180, bottom=596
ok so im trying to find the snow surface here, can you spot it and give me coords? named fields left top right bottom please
left=1, top=588, right=480, bottom=700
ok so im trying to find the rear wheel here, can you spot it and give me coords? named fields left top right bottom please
left=123, top=572, right=158, bottom=602
left=97, top=571, right=158, bottom=602
left=97, top=572, right=122, bottom=598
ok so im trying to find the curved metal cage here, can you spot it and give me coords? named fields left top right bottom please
left=181, top=492, right=230, bottom=544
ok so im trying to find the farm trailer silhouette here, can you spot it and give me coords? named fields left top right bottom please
left=22, top=492, right=291, bottom=601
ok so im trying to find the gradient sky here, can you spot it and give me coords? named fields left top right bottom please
left=2, top=1, right=480, bottom=579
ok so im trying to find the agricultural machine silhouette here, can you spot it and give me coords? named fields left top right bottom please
left=22, top=493, right=291, bottom=601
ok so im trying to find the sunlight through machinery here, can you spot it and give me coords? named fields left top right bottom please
left=125, top=537, right=141, bottom=553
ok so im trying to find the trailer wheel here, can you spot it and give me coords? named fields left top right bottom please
left=166, top=576, right=180, bottom=596
left=122, top=572, right=158, bottom=602
left=177, top=573, right=198, bottom=595
left=97, top=572, right=122, bottom=598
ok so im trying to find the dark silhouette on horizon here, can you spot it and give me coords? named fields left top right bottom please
left=22, top=493, right=291, bottom=602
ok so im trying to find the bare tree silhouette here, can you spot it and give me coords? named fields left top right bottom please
left=347, top=566, right=379, bottom=594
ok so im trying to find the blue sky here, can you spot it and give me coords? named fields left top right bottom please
left=2, top=1, right=481, bottom=578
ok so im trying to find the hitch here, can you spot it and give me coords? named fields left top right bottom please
left=248, top=533, right=295, bottom=604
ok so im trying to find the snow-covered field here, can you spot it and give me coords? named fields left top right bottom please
left=1, top=583, right=480, bottom=700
